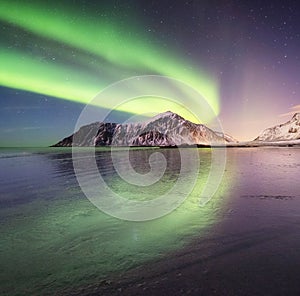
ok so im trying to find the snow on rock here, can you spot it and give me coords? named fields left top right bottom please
left=52, top=111, right=234, bottom=147
left=254, top=113, right=300, bottom=142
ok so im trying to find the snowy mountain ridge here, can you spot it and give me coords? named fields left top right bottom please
left=254, top=113, right=300, bottom=142
left=53, top=111, right=234, bottom=147
left=52, top=111, right=300, bottom=147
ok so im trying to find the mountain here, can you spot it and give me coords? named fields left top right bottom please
left=254, top=113, right=300, bottom=142
left=53, top=111, right=235, bottom=147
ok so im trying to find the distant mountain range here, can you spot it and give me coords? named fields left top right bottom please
left=52, top=111, right=300, bottom=147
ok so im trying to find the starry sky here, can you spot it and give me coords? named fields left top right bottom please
left=1, top=0, right=300, bottom=146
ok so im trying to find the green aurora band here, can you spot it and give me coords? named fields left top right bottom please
left=0, top=0, right=220, bottom=121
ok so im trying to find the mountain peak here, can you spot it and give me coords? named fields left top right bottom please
left=53, top=111, right=233, bottom=147
left=255, top=112, right=300, bottom=142
left=150, top=110, right=184, bottom=120
left=292, top=112, right=300, bottom=121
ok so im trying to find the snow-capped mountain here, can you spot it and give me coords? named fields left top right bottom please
left=254, top=113, right=300, bottom=142
left=53, top=111, right=235, bottom=147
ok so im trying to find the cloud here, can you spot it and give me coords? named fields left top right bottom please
left=2, top=105, right=43, bottom=111
left=291, top=104, right=300, bottom=110
left=279, top=105, right=300, bottom=117
left=0, top=126, right=51, bottom=133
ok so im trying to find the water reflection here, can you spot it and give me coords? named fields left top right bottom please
left=0, top=147, right=232, bottom=295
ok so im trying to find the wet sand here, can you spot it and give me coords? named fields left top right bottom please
left=68, top=221, right=300, bottom=296
left=1, top=148, right=299, bottom=295
left=65, top=148, right=300, bottom=296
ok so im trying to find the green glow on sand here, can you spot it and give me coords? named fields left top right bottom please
left=0, top=148, right=234, bottom=295
left=0, top=0, right=220, bottom=119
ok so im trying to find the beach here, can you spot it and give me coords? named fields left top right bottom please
left=0, top=147, right=299, bottom=295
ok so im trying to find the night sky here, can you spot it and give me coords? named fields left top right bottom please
left=1, top=0, right=300, bottom=146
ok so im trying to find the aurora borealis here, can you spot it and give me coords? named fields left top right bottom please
left=0, top=1, right=218, bottom=106
left=1, top=0, right=300, bottom=146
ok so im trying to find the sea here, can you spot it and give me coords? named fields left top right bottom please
left=0, top=147, right=299, bottom=295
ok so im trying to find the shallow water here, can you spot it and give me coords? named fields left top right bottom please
left=0, top=147, right=299, bottom=295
